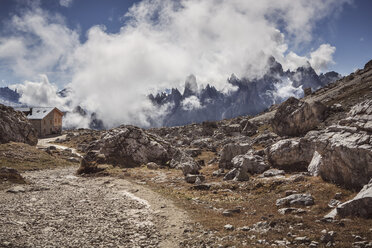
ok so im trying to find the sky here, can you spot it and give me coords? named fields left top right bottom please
left=0, top=0, right=371, bottom=128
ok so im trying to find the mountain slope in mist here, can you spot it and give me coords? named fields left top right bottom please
left=149, top=57, right=342, bottom=127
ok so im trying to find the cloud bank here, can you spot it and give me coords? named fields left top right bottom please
left=0, top=0, right=351, bottom=128
left=59, top=0, right=74, bottom=8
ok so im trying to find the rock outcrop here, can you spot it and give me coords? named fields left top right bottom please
left=336, top=179, right=372, bottom=218
left=266, top=138, right=313, bottom=172
left=271, top=97, right=327, bottom=137
left=231, top=152, right=269, bottom=175
left=219, top=143, right=251, bottom=169
left=268, top=99, right=372, bottom=189
left=0, top=104, right=37, bottom=146
left=79, top=125, right=200, bottom=175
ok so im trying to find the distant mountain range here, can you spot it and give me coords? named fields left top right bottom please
left=1, top=57, right=342, bottom=129
left=148, top=57, right=342, bottom=127
left=0, top=87, right=21, bottom=106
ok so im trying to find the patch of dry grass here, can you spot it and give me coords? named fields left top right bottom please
left=0, top=142, right=76, bottom=172
left=100, top=155, right=372, bottom=247
left=0, top=142, right=77, bottom=190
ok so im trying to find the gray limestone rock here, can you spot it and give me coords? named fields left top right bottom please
left=0, top=104, right=37, bottom=145
left=276, top=193, right=315, bottom=207
left=271, top=97, right=328, bottom=137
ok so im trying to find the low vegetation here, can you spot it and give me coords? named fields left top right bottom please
left=97, top=150, right=372, bottom=247
left=0, top=142, right=76, bottom=190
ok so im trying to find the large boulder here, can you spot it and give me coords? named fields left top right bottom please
left=306, top=100, right=372, bottom=189
left=0, top=104, right=37, bottom=146
left=271, top=97, right=327, bottom=137
left=78, top=125, right=200, bottom=175
left=231, top=151, right=269, bottom=175
left=336, top=179, right=372, bottom=218
left=305, top=127, right=371, bottom=189
left=339, top=99, right=372, bottom=132
left=266, top=138, right=314, bottom=172
left=169, top=149, right=201, bottom=175
left=268, top=99, right=372, bottom=189
left=219, top=143, right=251, bottom=169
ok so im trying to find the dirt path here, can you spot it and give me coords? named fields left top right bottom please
left=37, top=135, right=82, bottom=157
left=0, top=166, right=189, bottom=248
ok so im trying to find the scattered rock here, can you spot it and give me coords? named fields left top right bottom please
left=185, top=174, right=205, bottom=184
left=6, top=186, right=26, bottom=193
left=231, top=151, right=269, bottom=175
left=223, top=168, right=237, bottom=181
left=0, top=167, right=25, bottom=183
left=212, top=168, right=225, bottom=177
left=321, top=230, right=336, bottom=244
left=262, top=168, right=285, bottom=177
left=224, top=224, right=234, bottom=231
left=241, top=121, right=257, bottom=136
left=278, top=207, right=306, bottom=215
left=146, top=162, right=160, bottom=170
left=328, top=199, right=342, bottom=208
left=294, top=236, right=310, bottom=244
left=219, top=143, right=251, bottom=169
left=276, top=193, right=315, bottom=207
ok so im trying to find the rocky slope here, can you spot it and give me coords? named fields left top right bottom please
left=0, top=104, right=37, bottom=145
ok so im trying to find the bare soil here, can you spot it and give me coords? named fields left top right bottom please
left=0, top=166, right=190, bottom=248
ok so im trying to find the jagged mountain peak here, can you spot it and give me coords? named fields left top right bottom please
left=148, top=57, right=341, bottom=127
left=183, top=74, right=198, bottom=97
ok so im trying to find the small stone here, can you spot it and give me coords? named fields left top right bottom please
left=240, top=226, right=250, bottom=231
left=262, top=168, right=285, bottom=177
left=224, top=224, right=234, bottom=231
left=146, top=162, right=160, bottom=170
left=294, top=236, right=310, bottom=244
left=6, top=186, right=26, bottom=193
left=321, top=231, right=336, bottom=243
left=354, top=236, right=363, bottom=241
left=328, top=199, right=342, bottom=208
left=334, top=192, right=342, bottom=200
left=309, top=241, right=319, bottom=247
left=276, top=193, right=314, bottom=207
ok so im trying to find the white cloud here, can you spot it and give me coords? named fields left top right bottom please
left=272, top=78, right=304, bottom=103
left=10, top=74, right=66, bottom=107
left=0, top=7, right=79, bottom=83
left=181, top=96, right=203, bottom=111
left=0, top=0, right=351, bottom=128
left=59, top=0, right=73, bottom=8
left=309, top=44, right=336, bottom=73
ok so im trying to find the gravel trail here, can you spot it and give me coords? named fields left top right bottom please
left=0, top=166, right=188, bottom=248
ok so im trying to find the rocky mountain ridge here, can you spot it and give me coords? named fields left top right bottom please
left=0, top=87, right=20, bottom=106
left=149, top=57, right=342, bottom=127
